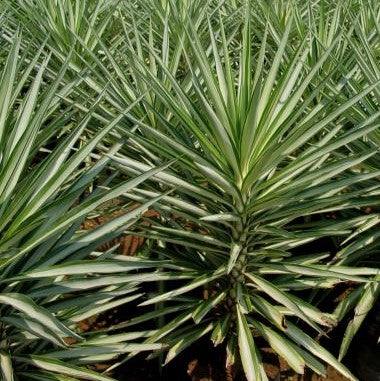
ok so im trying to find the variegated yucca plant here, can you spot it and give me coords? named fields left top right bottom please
left=0, top=36, right=170, bottom=380
left=84, top=2, right=378, bottom=380
left=1, top=0, right=379, bottom=380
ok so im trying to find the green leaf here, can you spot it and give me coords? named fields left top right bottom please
left=250, top=320, right=305, bottom=374
left=15, top=356, right=115, bottom=381
left=1, top=316, right=66, bottom=347
left=236, top=306, right=267, bottom=381
left=192, top=291, right=227, bottom=324
left=285, top=322, right=358, bottom=381
left=0, top=293, right=81, bottom=340
left=339, top=278, right=380, bottom=360
left=139, top=268, right=225, bottom=306
left=164, top=323, right=213, bottom=364
left=0, top=351, right=14, bottom=381
left=227, top=243, right=242, bottom=274
left=245, top=273, right=323, bottom=333
left=211, top=314, right=230, bottom=346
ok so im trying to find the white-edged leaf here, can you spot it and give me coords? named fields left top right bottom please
left=236, top=306, right=267, bottom=381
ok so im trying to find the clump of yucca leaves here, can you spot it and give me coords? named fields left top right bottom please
left=1, top=0, right=380, bottom=380
left=0, top=35, right=169, bottom=380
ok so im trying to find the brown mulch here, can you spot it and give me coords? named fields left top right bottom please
left=81, top=204, right=159, bottom=256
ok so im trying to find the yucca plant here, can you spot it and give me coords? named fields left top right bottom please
left=88, top=3, right=380, bottom=380
left=4, top=0, right=118, bottom=64
left=252, top=1, right=380, bottom=360
left=0, top=36, right=174, bottom=380
left=3, top=1, right=379, bottom=380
